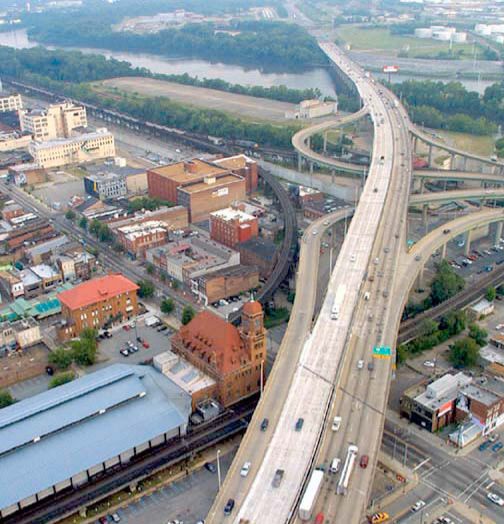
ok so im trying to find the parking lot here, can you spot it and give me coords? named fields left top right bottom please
left=97, top=320, right=175, bottom=366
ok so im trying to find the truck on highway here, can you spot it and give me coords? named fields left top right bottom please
left=337, top=444, right=359, bottom=495
left=331, top=284, right=346, bottom=320
left=299, top=469, right=324, bottom=521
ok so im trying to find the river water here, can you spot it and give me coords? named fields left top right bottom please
left=0, top=29, right=496, bottom=95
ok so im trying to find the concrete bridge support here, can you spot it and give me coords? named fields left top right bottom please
left=494, top=221, right=503, bottom=246
left=428, top=145, right=433, bottom=167
left=323, top=132, right=328, bottom=153
left=450, top=153, right=456, bottom=170
left=464, top=229, right=473, bottom=256
left=417, top=265, right=425, bottom=290
left=422, top=204, right=429, bottom=230
left=462, top=156, right=467, bottom=171
left=298, top=153, right=303, bottom=172
left=309, top=161, right=314, bottom=175
left=441, top=243, right=447, bottom=260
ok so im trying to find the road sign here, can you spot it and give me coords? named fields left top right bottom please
left=383, top=65, right=399, bottom=73
left=373, top=346, right=392, bottom=359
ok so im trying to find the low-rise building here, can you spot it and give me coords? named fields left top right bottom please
left=0, top=270, right=23, bottom=299
left=171, top=300, right=266, bottom=407
left=107, top=206, right=188, bottom=235
left=0, top=364, right=191, bottom=519
left=55, top=250, right=96, bottom=282
left=237, top=236, right=278, bottom=279
left=146, top=235, right=240, bottom=284
left=2, top=203, right=24, bottom=222
left=212, top=154, right=258, bottom=193
left=0, top=131, right=32, bottom=152
left=209, top=207, right=258, bottom=248
left=288, top=99, right=338, bottom=119
left=20, top=101, right=87, bottom=141
left=84, top=172, right=127, bottom=200
left=7, top=163, right=47, bottom=186
left=469, top=299, right=494, bottom=319
left=30, top=264, right=63, bottom=292
left=191, top=264, right=259, bottom=305
left=25, top=235, right=69, bottom=264
left=0, top=318, right=41, bottom=355
left=0, top=92, right=22, bottom=113
left=57, top=273, right=139, bottom=340
left=29, top=129, right=115, bottom=169
left=18, top=268, right=42, bottom=299
left=116, top=220, right=169, bottom=259
left=83, top=161, right=147, bottom=195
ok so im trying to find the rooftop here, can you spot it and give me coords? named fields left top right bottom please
left=178, top=173, right=243, bottom=195
left=210, top=207, right=256, bottom=223
left=29, top=129, right=113, bottom=151
left=84, top=163, right=145, bottom=178
left=149, top=159, right=228, bottom=186
left=237, top=236, right=277, bottom=261
left=415, top=372, right=472, bottom=411
left=30, top=264, right=60, bottom=280
left=461, top=383, right=500, bottom=407
left=26, top=235, right=69, bottom=258
left=212, top=154, right=254, bottom=171
left=118, top=220, right=167, bottom=241
left=0, top=364, right=191, bottom=512
left=174, top=310, right=249, bottom=375
left=58, top=274, right=138, bottom=310
left=19, top=268, right=41, bottom=287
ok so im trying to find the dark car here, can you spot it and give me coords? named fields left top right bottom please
left=204, top=462, right=216, bottom=473
left=260, top=418, right=269, bottom=431
left=479, top=440, right=491, bottom=452
left=295, top=418, right=304, bottom=432
left=45, top=366, right=54, bottom=376
left=224, top=499, right=235, bottom=516
left=492, top=442, right=503, bottom=452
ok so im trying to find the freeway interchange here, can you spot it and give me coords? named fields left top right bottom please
left=207, top=41, right=414, bottom=523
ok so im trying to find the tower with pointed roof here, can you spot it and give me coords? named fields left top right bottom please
left=240, top=300, right=266, bottom=367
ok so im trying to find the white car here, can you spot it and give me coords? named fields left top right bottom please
left=357, top=360, right=364, bottom=370
left=488, top=492, right=504, bottom=506
left=240, top=461, right=251, bottom=477
left=350, top=254, right=356, bottom=262
left=312, top=229, right=318, bottom=236
left=496, top=324, right=504, bottom=330
left=332, top=416, right=342, bottom=431
left=423, top=360, right=435, bottom=368
left=412, top=500, right=426, bottom=512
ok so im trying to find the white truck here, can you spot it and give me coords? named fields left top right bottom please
left=337, top=444, right=359, bottom=495
left=299, top=469, right=324, bottom=521
left=331, top=284, right=346, bottom=320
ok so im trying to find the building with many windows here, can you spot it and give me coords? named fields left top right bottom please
left=20, top=102, right=87, bottom=141
left=57, top=273, right=138, bottom=340
left=210, top=207, right=258, bottom=248
left=84, top=172, right=127, bottom=200
left=0, top=91, right=22, bottom=113
left=29, top=129, right=115, bottom=169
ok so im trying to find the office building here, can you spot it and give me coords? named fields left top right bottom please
left=210, top=207, right=258, bottom=248
left=0, top=92, right=22, bottom=113
left=84, top=172, right=127, bottom=200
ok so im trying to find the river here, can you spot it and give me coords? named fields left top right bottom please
left=0, top=28, right=497, bottom=95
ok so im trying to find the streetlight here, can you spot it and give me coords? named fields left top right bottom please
left=260, top=359, right=264, bottom=397
left=217, top=449, right=222, bottom=490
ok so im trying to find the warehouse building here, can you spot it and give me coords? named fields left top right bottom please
left=210, top=207, right=258, bottom=248
left=0, top=364, right=191, bottom=519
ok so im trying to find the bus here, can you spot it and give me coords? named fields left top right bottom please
left=299, top=470, right=324, bottom=521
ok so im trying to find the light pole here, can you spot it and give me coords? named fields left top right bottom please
left=260, top=359, right=264, bottom=397
left=217, top=449, right=222, bottom=490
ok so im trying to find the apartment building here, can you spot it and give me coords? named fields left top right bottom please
left=20, top=102, right=87, bottom=141
left=29, top=129, right=115, bottom=169
left=116, top=221, right=169, bottom=259
left=209, top=207, right=258, bottom=248
left=0, top=92, right=22, bottom=113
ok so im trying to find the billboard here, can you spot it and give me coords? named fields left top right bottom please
left=383, top=65, right=400, bottom=73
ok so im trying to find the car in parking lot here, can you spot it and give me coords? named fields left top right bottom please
left=492, top=441, right=503, bottom=452
left=45, top=365, right=54, bottom=376
left=489, top=433, right=498, bottom=442
left=487, top=492, right=504, bottom=506
left=142, top=341, right=150, bottom=349
left=423, top=360, right=435, bottom=368
left=204, top=462, right=216, bottom=473
left=110, top=514, right=121, bottom=523
left=411, top=500, right=426, bottom=512
left=120, top=348, right=129, bottom=357
left=479, top=440, right=491, bottom=451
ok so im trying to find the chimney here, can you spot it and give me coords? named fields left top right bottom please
left=184, top=161, right=198, bottom=174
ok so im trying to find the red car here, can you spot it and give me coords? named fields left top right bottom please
left=360, top=455, right=369, bottom=468
left=142, top=341, right=150, bottom=349
left=122, top=325, right=130, bottom=331
left=314, top=513, right=325, bottom=524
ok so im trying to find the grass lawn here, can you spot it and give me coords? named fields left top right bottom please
left=335, top=25, right=479, bottom=59
left=435, top=130, right=495, bottom=156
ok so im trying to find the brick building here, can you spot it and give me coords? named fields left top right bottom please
left=237, top=237, right=278, bottom=279
left=209, top=207, right=258, bottom=248
left=116, top=221, right=168, bottom=259
left=107, top=206, right=188, bottom=235
left=213, top=154, right=258, bottom=193
left=171, top=300, right=266, bottom=407
left=57, top=274, right=138, bottom=340
left=191, top=265, right=259, bottom=305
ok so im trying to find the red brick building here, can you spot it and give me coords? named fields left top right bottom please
left=213, top=154, right=258, bottom=193
left=116, top=221, right=168, bottom=259
left=209, top=207, right=258, bottom=248
left=57, top=274, right=139, bottom=340
left=171, top=301, right=266, bottom=407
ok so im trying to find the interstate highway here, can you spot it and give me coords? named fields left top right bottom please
left=207, top=41, right=412, bottom=523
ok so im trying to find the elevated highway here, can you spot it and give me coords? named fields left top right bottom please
left=208, top=41, right=413, bottom=524
left=410, top=187, right=504, bottom=206
left=413, top=169, right=504, bottom=184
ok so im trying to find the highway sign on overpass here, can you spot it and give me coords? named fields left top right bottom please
left=372, top=346, right=392, bottom=359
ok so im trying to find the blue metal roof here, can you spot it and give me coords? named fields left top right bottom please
left=0, top=364, right=191, bottom=511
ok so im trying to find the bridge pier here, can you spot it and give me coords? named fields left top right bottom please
left=298, top=153, right=303, bottom=172
left=428, top=145, right=433, bottom=167
left=323, top=132, right=328, bottom=153
left=417, top=265, right=425, bottom=290
left=464, top=229, right=472, bottom=256
left=450, top=153, right=456, bottom=170
left=422, top=204, right=429, bottom=231
left=331, top=170, right=335, bottom=184
left=441, top=243, right=447, bottom=259
left=309, top=161, right=314, bottom=176
left=462, top=156, right=467, bottom=171
left=495, top=221, right=503, bottom=245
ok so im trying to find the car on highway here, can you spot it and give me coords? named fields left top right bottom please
left=312, top=230, right=318, bottom=236
left=330, top=457, right=341, bottom=474
left=204, top=462, right=216, bottom=473
left=332, top=416, right=342, bottom=431
left=411, top=500, right=426, bottom=512
left=240, top=461, right=251, bottom=477
left=224, top=498, right=235, bottom=515
left=357, top=360, right=364, bottom=370
left=496, top=324, right=504, bottom=330
left=272, top=469, right=284, bottom=487
left=359, top=455, right=369, bottom=468
left=350, top=254, right=356, bottom=262
left=295, top=418, right=304, bottom=431
left=260, top=418, right=269, bottom=431
left=492, top=442, right=503, bottom=452
left=487, top=492, right=504, bottom=506
left=367, top=512, right=389, bottom=523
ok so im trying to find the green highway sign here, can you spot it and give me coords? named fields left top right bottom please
left=372, top=346, right=392, bottom=359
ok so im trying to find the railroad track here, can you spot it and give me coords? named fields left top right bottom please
left=398, top=265, right=504, bottom=344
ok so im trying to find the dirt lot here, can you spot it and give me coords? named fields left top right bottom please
left=99, top=77, right=297, bottom=122
left=0, top=344, right=49, bottom=389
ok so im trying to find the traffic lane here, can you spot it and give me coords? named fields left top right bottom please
left=386, top=485, right=440, bottom=523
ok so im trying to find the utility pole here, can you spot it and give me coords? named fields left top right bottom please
left=217, top=449, right=222, bottom=490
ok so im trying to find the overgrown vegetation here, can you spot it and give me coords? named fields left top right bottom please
left=127, top=196, right=174, bottom=213
left=449, top=337, right=480, bottom=368
left=49, top=371, right=76, bottom=389
left=137, top=280, right=155, bottom=298
left=49, top=328, right=98, bottom=369
left=264, top=306, right=290, bottom=328
left=181, top=305, right=196, bottom=325
left=0, top=390, right=15, bottom=409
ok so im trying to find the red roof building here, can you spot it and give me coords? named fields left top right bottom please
left=57, top=274, right=139, bottom=340
left=171, top=301, right=266, bottom=406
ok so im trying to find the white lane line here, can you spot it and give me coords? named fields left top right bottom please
left=413, top=457, right=431, bottom=471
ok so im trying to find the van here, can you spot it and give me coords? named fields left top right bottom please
left=330, top=457, right=341, bottom=474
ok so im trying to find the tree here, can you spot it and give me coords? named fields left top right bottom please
left=430, top=260, right=465, bottom=306
left=78, top=216, right=88, bottom=230
left=419, top=318, right=439, bottom=337
left=181, top=305, right=196, bottom=325
left=146, top=263, right=155, bottom=275
left=485, top=286, right=496, bottom=302
left=161, top=297, right=175, bottom=314
left=0, top=390, right=15, bottom=409
left=439, top=310, right=466, bottom=336
left=137, top=279, right=155, bottom=298
left=468, top=323, right=488, bottom=347
left=48, top=347, right=74, bottom=370
left=71, top=328, right=97, bottom=366
left=49, top=371, right=76, bottom=389
left=449, top=337, right=480, bottom=368
left=65, top=209, right=76, bottom=220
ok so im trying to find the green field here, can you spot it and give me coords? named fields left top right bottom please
left=335, top=25, right=479, bottom=59
left=436, top=130, right=495, bottom=157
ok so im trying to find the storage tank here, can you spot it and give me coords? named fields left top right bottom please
left=452, top=32, right=467, bottom=43
left=415, top=28, right=433, bottom=38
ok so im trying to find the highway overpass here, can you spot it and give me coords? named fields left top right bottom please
left=410, top=187, right=504, bottom=206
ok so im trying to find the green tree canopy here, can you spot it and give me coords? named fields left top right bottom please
left=439, top=310, right=466, bottom=336
left=65, top=209, right=76, bottom=220
left=449, top=337, right=480, bottom=368
left=0, top=390, right=15, bottom=409
left=181, top=305, right=196, bottom=325
left=485, top=286, right=496, bottom=302
left=49, top=371, right=76, bottom=389
left=161, top=298, right=175, bottom=314
left=468, top=323, right=488, bottom=347
left=430, top=260, right=465, bottom=306
left=137, top=279, right=155, bottom=298
left=48, top=347, right=74, bottom=370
